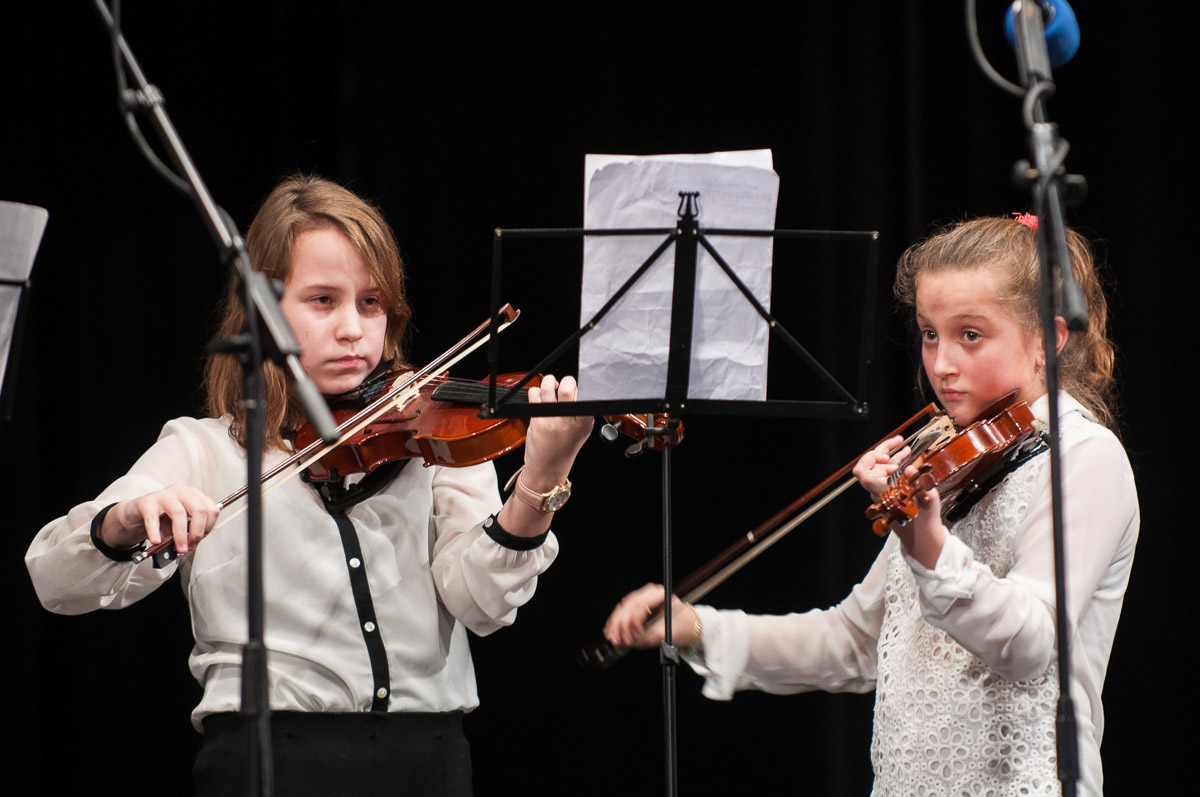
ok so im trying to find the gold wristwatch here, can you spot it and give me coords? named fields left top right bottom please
left=505, top=466, right=572, bottom=512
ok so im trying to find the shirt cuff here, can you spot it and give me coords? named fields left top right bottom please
left=89, top=503, right=138, bottom=562
left=904, top=532, right=978, bottom=615
left=690, top=606, right=746, bottom=702
left=482, top=513, right=549, bottom=551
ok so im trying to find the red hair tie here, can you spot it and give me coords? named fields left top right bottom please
left=1012, top=212, right=1038, bottom=230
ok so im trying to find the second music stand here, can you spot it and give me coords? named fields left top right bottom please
left=481, top=192, right=879, bottom=797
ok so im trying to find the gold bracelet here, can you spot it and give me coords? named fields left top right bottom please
left=683, top=602, right=702, bottom=651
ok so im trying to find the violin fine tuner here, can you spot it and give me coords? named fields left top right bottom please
left=865, top=396, right=1040, bottom=536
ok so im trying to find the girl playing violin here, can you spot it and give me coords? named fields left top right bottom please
left=604, top=215, right=1138, bottom=797
left=26, top=175, right=593, bottom=796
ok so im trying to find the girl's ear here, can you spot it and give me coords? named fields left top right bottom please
left=1054, top=316, right=1069, bottom=355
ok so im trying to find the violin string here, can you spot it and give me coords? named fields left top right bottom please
left=371, top=374, right=530, bottom=394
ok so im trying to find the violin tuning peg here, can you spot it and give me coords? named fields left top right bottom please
left=600, top=423, right=620, bottom=442
left=625, top=440, right=646, bottom=458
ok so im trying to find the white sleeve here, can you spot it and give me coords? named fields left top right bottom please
left=24, top=419, right=216, bottom=614
left=905, top=421, right=1139, bottom=683
left=689, top=537, right=895, bottom=700
left=427, top=463, right=558, bottom=636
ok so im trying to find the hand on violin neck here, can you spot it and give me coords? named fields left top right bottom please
left=519, top=374, right=592, bottom=489
left=853, top=435, right=911, bottom=502
left=495, top=374, right=592, bottom=537
left=101, top=484, right=220, bottom=555
left=888, top=467, right=946, bottom=570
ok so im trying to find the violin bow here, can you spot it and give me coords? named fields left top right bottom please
left=132, top=304, right=521, bottom=566
left=579, top=402, right=950, bottom=668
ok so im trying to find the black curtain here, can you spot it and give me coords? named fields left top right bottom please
left=2, top=2, right=1188, bottom=794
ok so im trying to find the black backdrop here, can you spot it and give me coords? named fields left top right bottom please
left=3, top=2, right=1190, bottom=795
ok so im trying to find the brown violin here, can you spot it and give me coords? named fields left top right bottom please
left=292, top=371, right=537, bottom=481
left=292, top=370, right=681, bottom=482
left=134, top=370, right=676, bottom=565
left=865, top=392, right=1042, bottom=536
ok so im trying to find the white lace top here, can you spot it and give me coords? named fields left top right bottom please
left=872, top=454, right=1058, bottom=794
left=689, top=394, right=1139, bottom=796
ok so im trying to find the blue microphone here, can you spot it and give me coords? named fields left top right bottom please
left=1004, top=0, right=1080, bottom=68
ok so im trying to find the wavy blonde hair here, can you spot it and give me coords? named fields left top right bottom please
left=894, top=216, right=1117, bottom=429
left=205, top=175, right=411, bottom=450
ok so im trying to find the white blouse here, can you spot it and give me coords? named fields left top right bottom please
left=26, top=416, right=558, bottom=728
left=689, top=393, right=1139, bottom=796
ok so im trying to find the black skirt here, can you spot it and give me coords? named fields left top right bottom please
left=194, top=710, right=472, bottom=797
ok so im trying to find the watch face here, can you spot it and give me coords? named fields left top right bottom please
left=545, top=485, right=571, bottom=511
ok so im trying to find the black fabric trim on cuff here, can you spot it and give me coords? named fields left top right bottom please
left=483, top=514, right=549, bottom=551
left=90, top=503, right=137, bottom=562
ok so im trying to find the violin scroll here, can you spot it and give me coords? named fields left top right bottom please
left=600, top=414, right=683, bottom=457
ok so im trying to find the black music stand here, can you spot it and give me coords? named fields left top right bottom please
left=480, top=192, right=879, bottom=797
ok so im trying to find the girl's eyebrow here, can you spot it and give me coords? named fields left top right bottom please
left=292, top=282, right=341, bottom=292
left=916, top=311, right=992, bottom=323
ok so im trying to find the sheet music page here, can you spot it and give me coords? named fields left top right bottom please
left=580, top=151, right=778, bottom=401
left=0, top=201, right=49, bottom=391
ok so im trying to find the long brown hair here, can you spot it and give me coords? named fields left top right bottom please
left=204, top=175, right=411, bottom=449
left=894, top=216, right=1117, bottom=429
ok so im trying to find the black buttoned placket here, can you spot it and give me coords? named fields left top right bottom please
left=313, top=460, right=408, bottom=713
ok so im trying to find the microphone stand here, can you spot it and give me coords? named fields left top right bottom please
left=90, top=3, right=341, bottom=795
left=1009, top=3, right=1089, bottom=795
